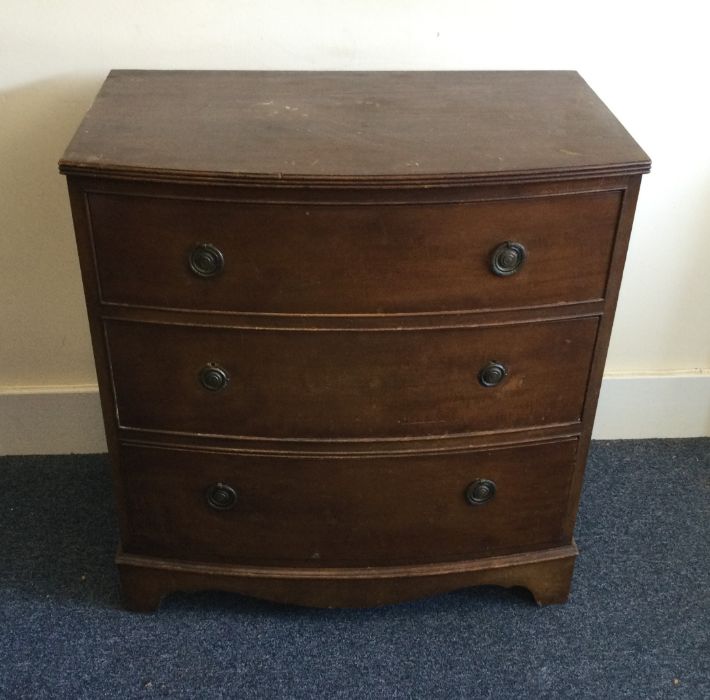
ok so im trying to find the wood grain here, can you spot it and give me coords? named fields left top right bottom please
left=60, top=71, right=650, bottom=186
left=60, top=71, right=649, bottom=609
left=118, top=439, right=577, bottom=566
left=87, top=189, right=621, bottom=314
left=104, top=317, right=599, bottom=439
left=116, top=543, right=578, bottom=611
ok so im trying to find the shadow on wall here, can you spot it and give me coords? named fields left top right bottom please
left=0, top=75, right=105, bottom=386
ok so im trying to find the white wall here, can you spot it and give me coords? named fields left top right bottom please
left=1, top=1, right=708, bottom=452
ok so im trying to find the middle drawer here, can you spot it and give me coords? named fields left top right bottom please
left=106, top=317, right=598, bottom=439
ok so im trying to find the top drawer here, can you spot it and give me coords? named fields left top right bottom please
left=87, top=190, right=621, bottom=314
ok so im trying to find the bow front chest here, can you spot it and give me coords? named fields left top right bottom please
left=60, top=70, right=649, bottom=610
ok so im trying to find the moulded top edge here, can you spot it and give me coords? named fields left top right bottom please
left=58, top=161, right=651, bottom=188
left=59, top=70, right=651, bottom=186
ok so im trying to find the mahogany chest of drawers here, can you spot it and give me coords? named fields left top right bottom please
left=60, top=70, right=649, bottom=610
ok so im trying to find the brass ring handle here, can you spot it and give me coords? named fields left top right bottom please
left=206, top=483, right=238, bottom=511
left=478, top=361, right=508, bottom=388
left=465, top=479, right=496, bottom=506
left=490, top=241, right=526, bottom=276
left=189, top=243, right=224, bottom=277
left=198, top=364, right=229, bottom=391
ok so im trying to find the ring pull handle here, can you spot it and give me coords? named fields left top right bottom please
left=490, top=241, right=526, bottom=276
left=189, top=243, right=224, bottom=278
left=478, top=361, right=508, bottom=388
left=465, top=479, right=496, bottom=506
left=206, top=483, right=238, bottom=511
left=199, top=363, right=229, bottom=392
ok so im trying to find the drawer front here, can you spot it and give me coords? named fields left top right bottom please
left=118, top=439, right=577, bottom=565
left=88, top=191, right=621, bottom=314
left=106, top=317, right=598, bottom=439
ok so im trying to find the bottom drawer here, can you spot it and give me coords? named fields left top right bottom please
left=118, top=440, right=578, bottom=566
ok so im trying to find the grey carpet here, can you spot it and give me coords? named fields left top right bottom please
left=0, top=439, right=708, bottom=699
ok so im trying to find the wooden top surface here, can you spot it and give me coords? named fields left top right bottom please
left=59, top=70, right=650, bottom=186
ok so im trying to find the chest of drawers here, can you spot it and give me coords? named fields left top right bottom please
left=60, top=70, right=649, bottom=610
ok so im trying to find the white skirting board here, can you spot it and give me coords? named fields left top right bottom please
left=0, top=372, right=708, bottom=455
left=0, top=385, right=108, bottom=456
left=592, top=371, right=709, bottom=440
